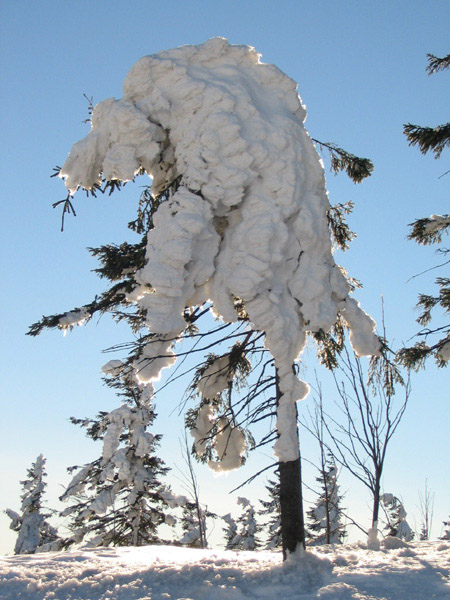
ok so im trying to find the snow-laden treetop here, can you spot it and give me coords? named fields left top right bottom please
left=60, top=38, right=380, bottom=462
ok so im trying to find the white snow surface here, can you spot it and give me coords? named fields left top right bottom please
left=59, top=38, right=381, bottom=461
left=1, top=541, right=449, bottom=600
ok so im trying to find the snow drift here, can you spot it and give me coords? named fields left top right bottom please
left=1, top=542, right=449, bottom=600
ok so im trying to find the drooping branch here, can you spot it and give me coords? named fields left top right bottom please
left=312, top=139, right=374, bottom=183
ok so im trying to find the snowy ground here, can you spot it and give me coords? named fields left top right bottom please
left=1, top=541, right=449, bottom=600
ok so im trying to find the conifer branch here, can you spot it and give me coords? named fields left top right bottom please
left=426, top=53, right=450, bottom=75
left=312, top=139, right=374, bottom=183
left=403, top=123, right=450, bottom=158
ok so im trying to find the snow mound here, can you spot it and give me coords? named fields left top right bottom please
left=59, top=38, right=381, bottom=462
left=382, top=536, right=409, bottom=550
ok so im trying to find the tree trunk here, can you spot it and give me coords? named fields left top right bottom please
left=372, top=470, right=381, bottom=528
left=276, top=371, right=306, bottom=559
left=279, top=457, right=305, bottom=558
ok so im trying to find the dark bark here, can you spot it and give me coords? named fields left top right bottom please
left=276, top=371, right=306, bottom=559
left=279, top=457, right=305, bottom=558
left=372, top=470, right=381, bottom=527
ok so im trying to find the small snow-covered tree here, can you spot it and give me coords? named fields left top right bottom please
left=397, top=53, right=450, bottom=370
left=439, top=518, right=450, bottom=540
left=381, top=493, right=414, bottom=541
left=6, top=455, right=60, bottom=554
left=222, top=512, right=239, bottom=550
left=307, top=455, right=346, bottom=545
left=179, top=502, right=215, bottom=548
left=60, top=363, right=176, bottom=547
left=30, top=38, right=380, bottom=559
left=258, top=474, right=282, bottom=549
left=223, top=497, right=260, bottom=551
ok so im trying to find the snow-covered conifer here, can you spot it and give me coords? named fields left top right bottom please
left=179, top=502, right=214, bottom=548
left=6, top=455, right=60, bottom=554
left=381, top=493, right=414, bottom=542
left=307, top=456, right=346, bottom=545
left=222, top=512, right=239, bottom=550
left=439, top=518, right=450, bottom=540
left=258, top=475, right=282, bottom=549
left=30, top=38, right=380, bottom=558
left=223, top=497, right=260, bottom=551
left=60, top=364, right=175, bottom=547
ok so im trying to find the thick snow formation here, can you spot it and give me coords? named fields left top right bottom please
left=424, top=214, right=450, bottom=236
left=59, top=38, right=380, bottom=462
left=208, top=416, right=247, bottom=472
left=190, top=355, right=249, bottom=472
left=196, top=355, right=232, bottom=399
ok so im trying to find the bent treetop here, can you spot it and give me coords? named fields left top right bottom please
left=59, top=38, right=380, bottom=463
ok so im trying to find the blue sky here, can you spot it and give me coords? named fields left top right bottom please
left=0, top=1, right=449, bottom=553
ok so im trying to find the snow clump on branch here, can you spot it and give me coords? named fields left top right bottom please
left=59, top=38, right=380, bottom=463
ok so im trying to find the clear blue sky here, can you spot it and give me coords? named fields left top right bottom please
left=0, top=1, right=448, bottom=553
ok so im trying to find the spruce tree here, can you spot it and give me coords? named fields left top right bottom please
left=397, top=53, right=450, bottom=370
left=223, top=497, right=260, bottom=551
left=29, top=39, right=379, bottom=560
left=258, top=474, right=282, bottom=550
left=306, top=455, right=346, bottom=545
left=6, top=455, right=60, bottom=554
left=439, top=518, right=450, bottom=540
left=60, top=363, right=176, bottom=547
left=222, top=512, right=239, bottom=550
left=179, top=502, right=214, bottom=548
left=380, top=493, right=413, bottom=542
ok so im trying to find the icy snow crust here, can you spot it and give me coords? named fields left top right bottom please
left=1, top=542, right=449, bottom=600
left=60, top=38, right=380, bottom=462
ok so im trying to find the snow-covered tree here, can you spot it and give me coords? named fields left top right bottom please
left=381, top=493, right=414, bottom=542
left=397, top=53, right=450, bottom=370
left=60, top=363, right=176, bottom=547
left=223, top=497, right=260, bottom=551
left=29, top=38, right=380, bottom=558
left=222, top=512, right=239, bottom=550
left=439, top=518, right=450, bottom=540
left=307, top=455, right=346, bottom=545
left=6, top=454, right=60, bottom=554
left=258, top=474, right=282, bottom=549
left=179, top=502, right=214, bottom=548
